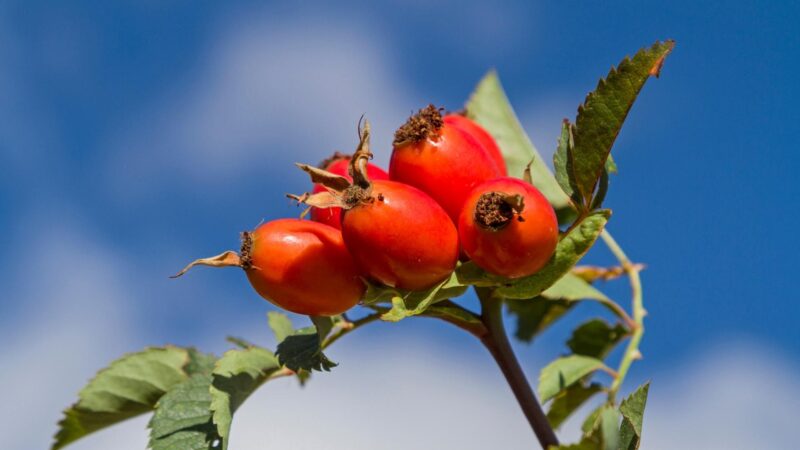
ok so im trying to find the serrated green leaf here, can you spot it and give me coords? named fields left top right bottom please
left=465, top=70, right=573, bottom=220
left=506, top=298, right=574, bottom=343
left=546, top=383, right=603, bottom=429
left=148, top=374, right=220, bottom=450
left=377, top=272, right=468, bottom=322
left=619, top=382, right=650, bottom=438
left=539, top=355, right=607, bottom=403
left=276, top=325, right=336, bottom=372
left=52, top=347, right=211, bottom=450
left=267, top=312, right=294, bottom=343
left=567, top=319, right=628, bottom=359
left=619, top=418, right=638, bottom=450
left=209, top=347, right=281, bottom=449
left=600, top=406, right=621, bottom=450
left=571, top=40, right=674, bottom=206
left=496, top=210, right=610, bottom=298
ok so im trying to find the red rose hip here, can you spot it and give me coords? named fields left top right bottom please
left=173, top=219, right=364, bottom=316
left=342, top=180, right=458, bottom=290
left=389, top=105, right=505, bottom=222
left=443, top=113, right=507, bottom=176
left=458, top=177, right=559, bottom=278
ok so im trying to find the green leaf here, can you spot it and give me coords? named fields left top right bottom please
left=276, top=324, right=336, bottom=372
left=546, top=383, right=603, bottom=429
left=209, top=347, right=281, bottom=449
left=619, top=418, right=638, bottom=450
left=376, top=272, right=468, bottom=322
left=590, top=156, right=617, bottom=211
left=582, top=405, right=604, bottom=434
left=541, top=273, right=610, bottom=302
left=496, top=210, right=610, bottom=299
left=52, top=347, right=211, bottom=450
left=310, top=315, right=335, bottom=341
left=549, top=440, right=598, bottom=450
left=506, top=298, right=574, bottom=342
left=562, top=405, right=619, bottom=450
left=553, top=119, right=581, bottom=206
left=148, top=374, right=220, bottom=450
left=619, top=382, right=650, bottom=443
left=600, top=406, right=621, bottom=450
left=465, top=70, right=573, bottom=219
left=539, top=355, right=607, bottom=403
left=567, top=319, right=628, bottom=359
left=570, top=40, right=674, bottom=206
left=267, top=312, right=294, bottom=343
left=185, top=349, right=220, bottom=376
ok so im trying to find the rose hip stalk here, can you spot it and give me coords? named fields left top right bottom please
left=389, top=105, right=505, bottom=222
left=310, top=152, right=389, bottom=230
left=292, top=120, right=459, bottom=291
left=458, top=176, right=559, bottom=278
left=172, top=219, right=364, bottom=316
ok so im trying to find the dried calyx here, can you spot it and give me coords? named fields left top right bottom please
left=393, top=104, right=444, bottom=146
left=170, top=232, right=254, bottom=278
left=475, top=192, right=526, bottom=231
left=290, top=119, right=378, bottom=211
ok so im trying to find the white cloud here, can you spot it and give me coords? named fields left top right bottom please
left=108, top=12, right=419, bottom=197
left=0, top=212, right=138, bottom=450
left=642, top=340, right=799, bottom=449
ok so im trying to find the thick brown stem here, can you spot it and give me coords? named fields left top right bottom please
left=477, top=288, right=559, bottom=449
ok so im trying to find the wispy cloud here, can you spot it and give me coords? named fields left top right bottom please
left=0, top=212, right=138, bottom=450
left=107, top=12, right=420, bottom=198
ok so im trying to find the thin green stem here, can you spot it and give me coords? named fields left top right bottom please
left=601, top=229, right=645, bottom=400
left=476, top=288, right=559, bottom=449
left=322, top=312, right=383, bottom=350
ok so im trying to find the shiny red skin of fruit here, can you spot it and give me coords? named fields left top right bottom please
left=244, top=219, right=365, bottom=316
left=310, top=158, right=389, bottom=229
left=341, top=180, right=459, bottom=291
left=389, top=122, right=505, bottom=223
left=458, top=177, right=559, bottom=279
left=443, top=114, right=507, bottom=176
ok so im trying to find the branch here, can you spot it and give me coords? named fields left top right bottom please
left=476, top=288, right=559, bottom=449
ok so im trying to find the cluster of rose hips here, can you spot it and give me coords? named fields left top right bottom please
left=176, top=106, right=558, bottom=316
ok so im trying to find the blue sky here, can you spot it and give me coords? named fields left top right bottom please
left=1, top=1, right=798, bottom=449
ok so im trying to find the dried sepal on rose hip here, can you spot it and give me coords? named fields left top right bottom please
left=171, top=219, right=364, bottom=316
left=388, top=105, right=506, bottom=223
left=458, top=169, right=559, bottom=279
left=309, top=152, right=389, bottom=230
left=291, top=119, right=459, bottom=291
